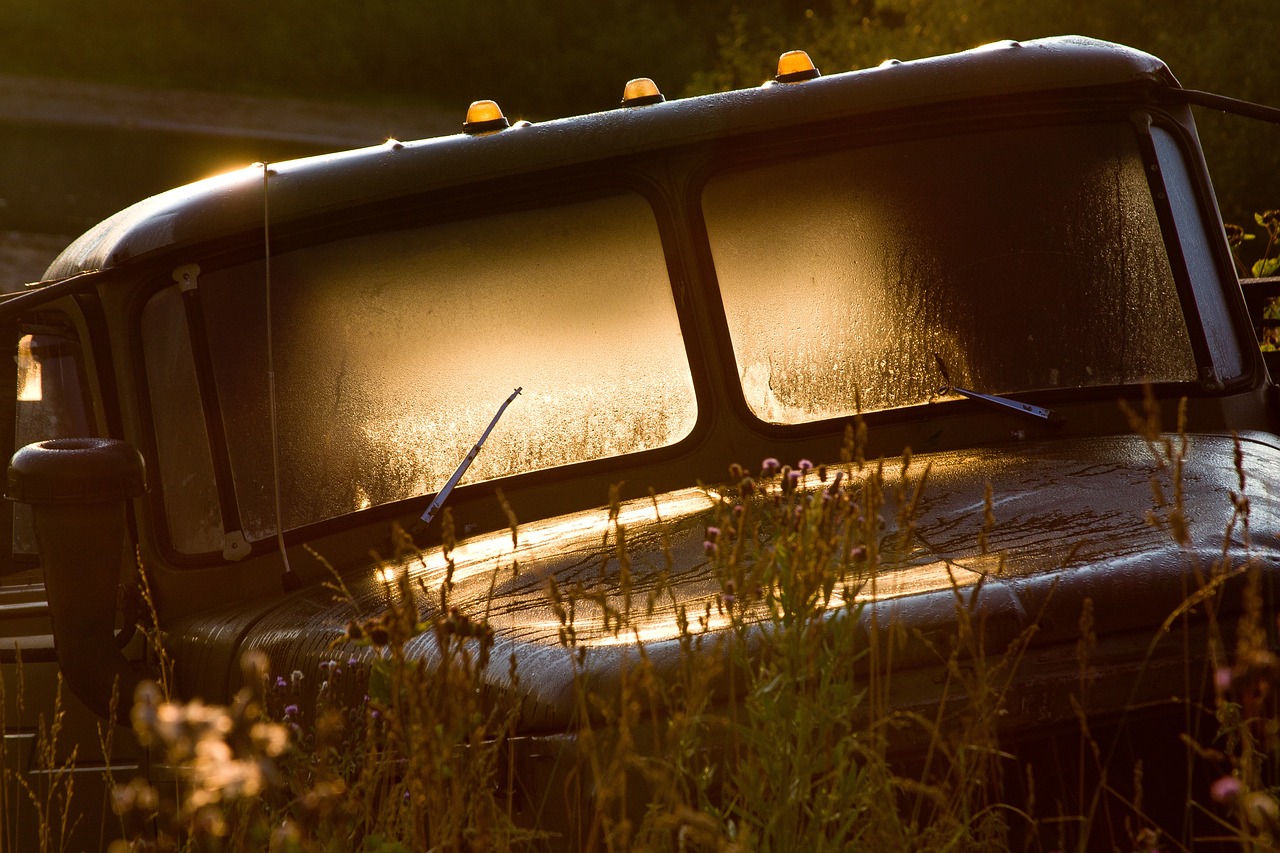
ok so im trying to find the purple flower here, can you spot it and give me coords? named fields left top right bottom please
left=797, top=459, right=813, bottom=471
left=284, top=704, right=299, bottom=718
left=704, top=541, right=718, bottom=557
left=275, top=676, right=287, bottom=689
left=705, top=526, right=720, bottom=542
left=1215, top=667, right=1233, bottom=691
left=348, top=656, right=359, bottom=667
left=1211, top=774, right=1244, bottom=805
left=761, top=458, right=780, bottom=476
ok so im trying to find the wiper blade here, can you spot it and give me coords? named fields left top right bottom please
left=419, top=387, right=522, bottom=528
left=934, top=355, right=1063, bottom=425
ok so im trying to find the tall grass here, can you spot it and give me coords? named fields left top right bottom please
left=5, top=383, right=1279, bottom=850
left=39, top=392, right=1259, bottom=852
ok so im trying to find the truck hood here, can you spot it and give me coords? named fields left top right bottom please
left=167, top=433, right=1280, bottom=731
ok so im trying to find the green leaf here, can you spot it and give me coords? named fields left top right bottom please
left=362, top=836, right=412, bottom=853
left=1255, top=257, right=1280, bottom=278
left=368, top=658, right=394, bottom=706
left=1257, top=212, right=1269, bottom=227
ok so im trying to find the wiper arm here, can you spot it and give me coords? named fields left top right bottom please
left=419, top=387, right=522, bottom=528
left=934, top=355, right=1063, bottom=425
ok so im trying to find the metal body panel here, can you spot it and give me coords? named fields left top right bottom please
left=41, top=37, right=1174, bottom=281
left=165, top=434, right=1278, bottom=735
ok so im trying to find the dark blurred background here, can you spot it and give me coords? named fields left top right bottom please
left=2, top=0, right=1277, bottom=284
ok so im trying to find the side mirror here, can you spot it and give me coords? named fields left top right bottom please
left=7, top=437, right=149, bottom=723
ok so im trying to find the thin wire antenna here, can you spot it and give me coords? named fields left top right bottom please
left=262, top=162, right=301, bottom=591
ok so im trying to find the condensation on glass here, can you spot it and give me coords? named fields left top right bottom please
left=702, top=122, right=1198, bottom=424
left=142, top=192, right=696, bottom=550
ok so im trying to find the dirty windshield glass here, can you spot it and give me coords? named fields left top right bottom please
left=144, top=192, right=696, bottom=547
left=702, top=122, right=1198, bottom=423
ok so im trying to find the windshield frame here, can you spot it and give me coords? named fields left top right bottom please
left=687, top=104, right=1252, bottom=435
left=130, top=170, right=713, bottom=564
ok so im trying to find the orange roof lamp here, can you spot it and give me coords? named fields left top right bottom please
left=463, top=99, right=511, bottom=135
left=775, top=49, right=821, bottom=83
left=621, top=77, right=666, bottom=107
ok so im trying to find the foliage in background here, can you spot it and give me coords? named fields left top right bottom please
left=689, top=0, right=1280, bottom=227
left=0, top=0, right=1274, bottom=222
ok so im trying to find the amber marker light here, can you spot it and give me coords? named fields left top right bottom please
left=463, top=99, right=510, bottom=135
left=775, top=49, right=821, bottom=83
left=621, top=77, right=666, bottom=107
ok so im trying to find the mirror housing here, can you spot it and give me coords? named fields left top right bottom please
left=7, top=437, right=149, bottom=723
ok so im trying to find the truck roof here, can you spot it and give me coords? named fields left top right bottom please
left=43, top=35, right=1175, bottom=281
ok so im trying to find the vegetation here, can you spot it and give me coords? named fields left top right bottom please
left=5, top=389, right=1277, bottom=850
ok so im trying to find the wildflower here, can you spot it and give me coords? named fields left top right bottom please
left=1224, top=223, right=1248, bottom=247
left=348, top=655, right=359, bottom=667
left=131, top=681, right=162, bottom=740
left=274, top=676, right=287, bottom=690
left=290, top=670, right=303, bottom=689
left=728, top=462, right=744, bottom=481
left=761, top=457, right=779, bottom=476
left=704, top=540, right=718, bottom=557
left=797, top=459, right=813, bottom=471
left=1245, top=791, right=1280, bottom=831
left=705, top=526, right=720, bottom=542
left=284, top=704, right=299, bottom=718
left=850, top=545, right=868, bottom=562
left=1211, top=774, right=1244, bottom=806
left=720, top=580, right=737, bottom=611
left=1215, top=666, right=1233, bottom=692
left=250, top=721, right=289, bottom=757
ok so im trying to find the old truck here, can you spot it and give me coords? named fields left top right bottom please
left=3, top=35, right=1279, bottom=848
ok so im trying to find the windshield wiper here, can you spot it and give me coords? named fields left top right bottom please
left=934, top=355, right=1064, bottom=425
left=418, top=387, right=523, bottom=529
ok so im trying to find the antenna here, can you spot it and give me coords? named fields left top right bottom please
left=262, top=162, right=302, bottom=592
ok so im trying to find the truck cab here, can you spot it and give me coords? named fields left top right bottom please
left=2, top=35, right=1278, bottom=848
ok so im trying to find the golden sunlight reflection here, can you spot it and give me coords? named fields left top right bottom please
left=355, top=381, right=695, bottom=505
left=374, top=486, right=717, bottom=591
left=16, top=335, right=41, bottom=402
left=372, top=467, right=999, bottom=649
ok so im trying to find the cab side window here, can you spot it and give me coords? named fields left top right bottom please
left=10, top=322, right=94, bottom=558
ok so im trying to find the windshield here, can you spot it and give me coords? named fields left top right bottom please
left=702, top=121, right=1199, bottom=424
left=143, top=191, right=697, bottom=547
